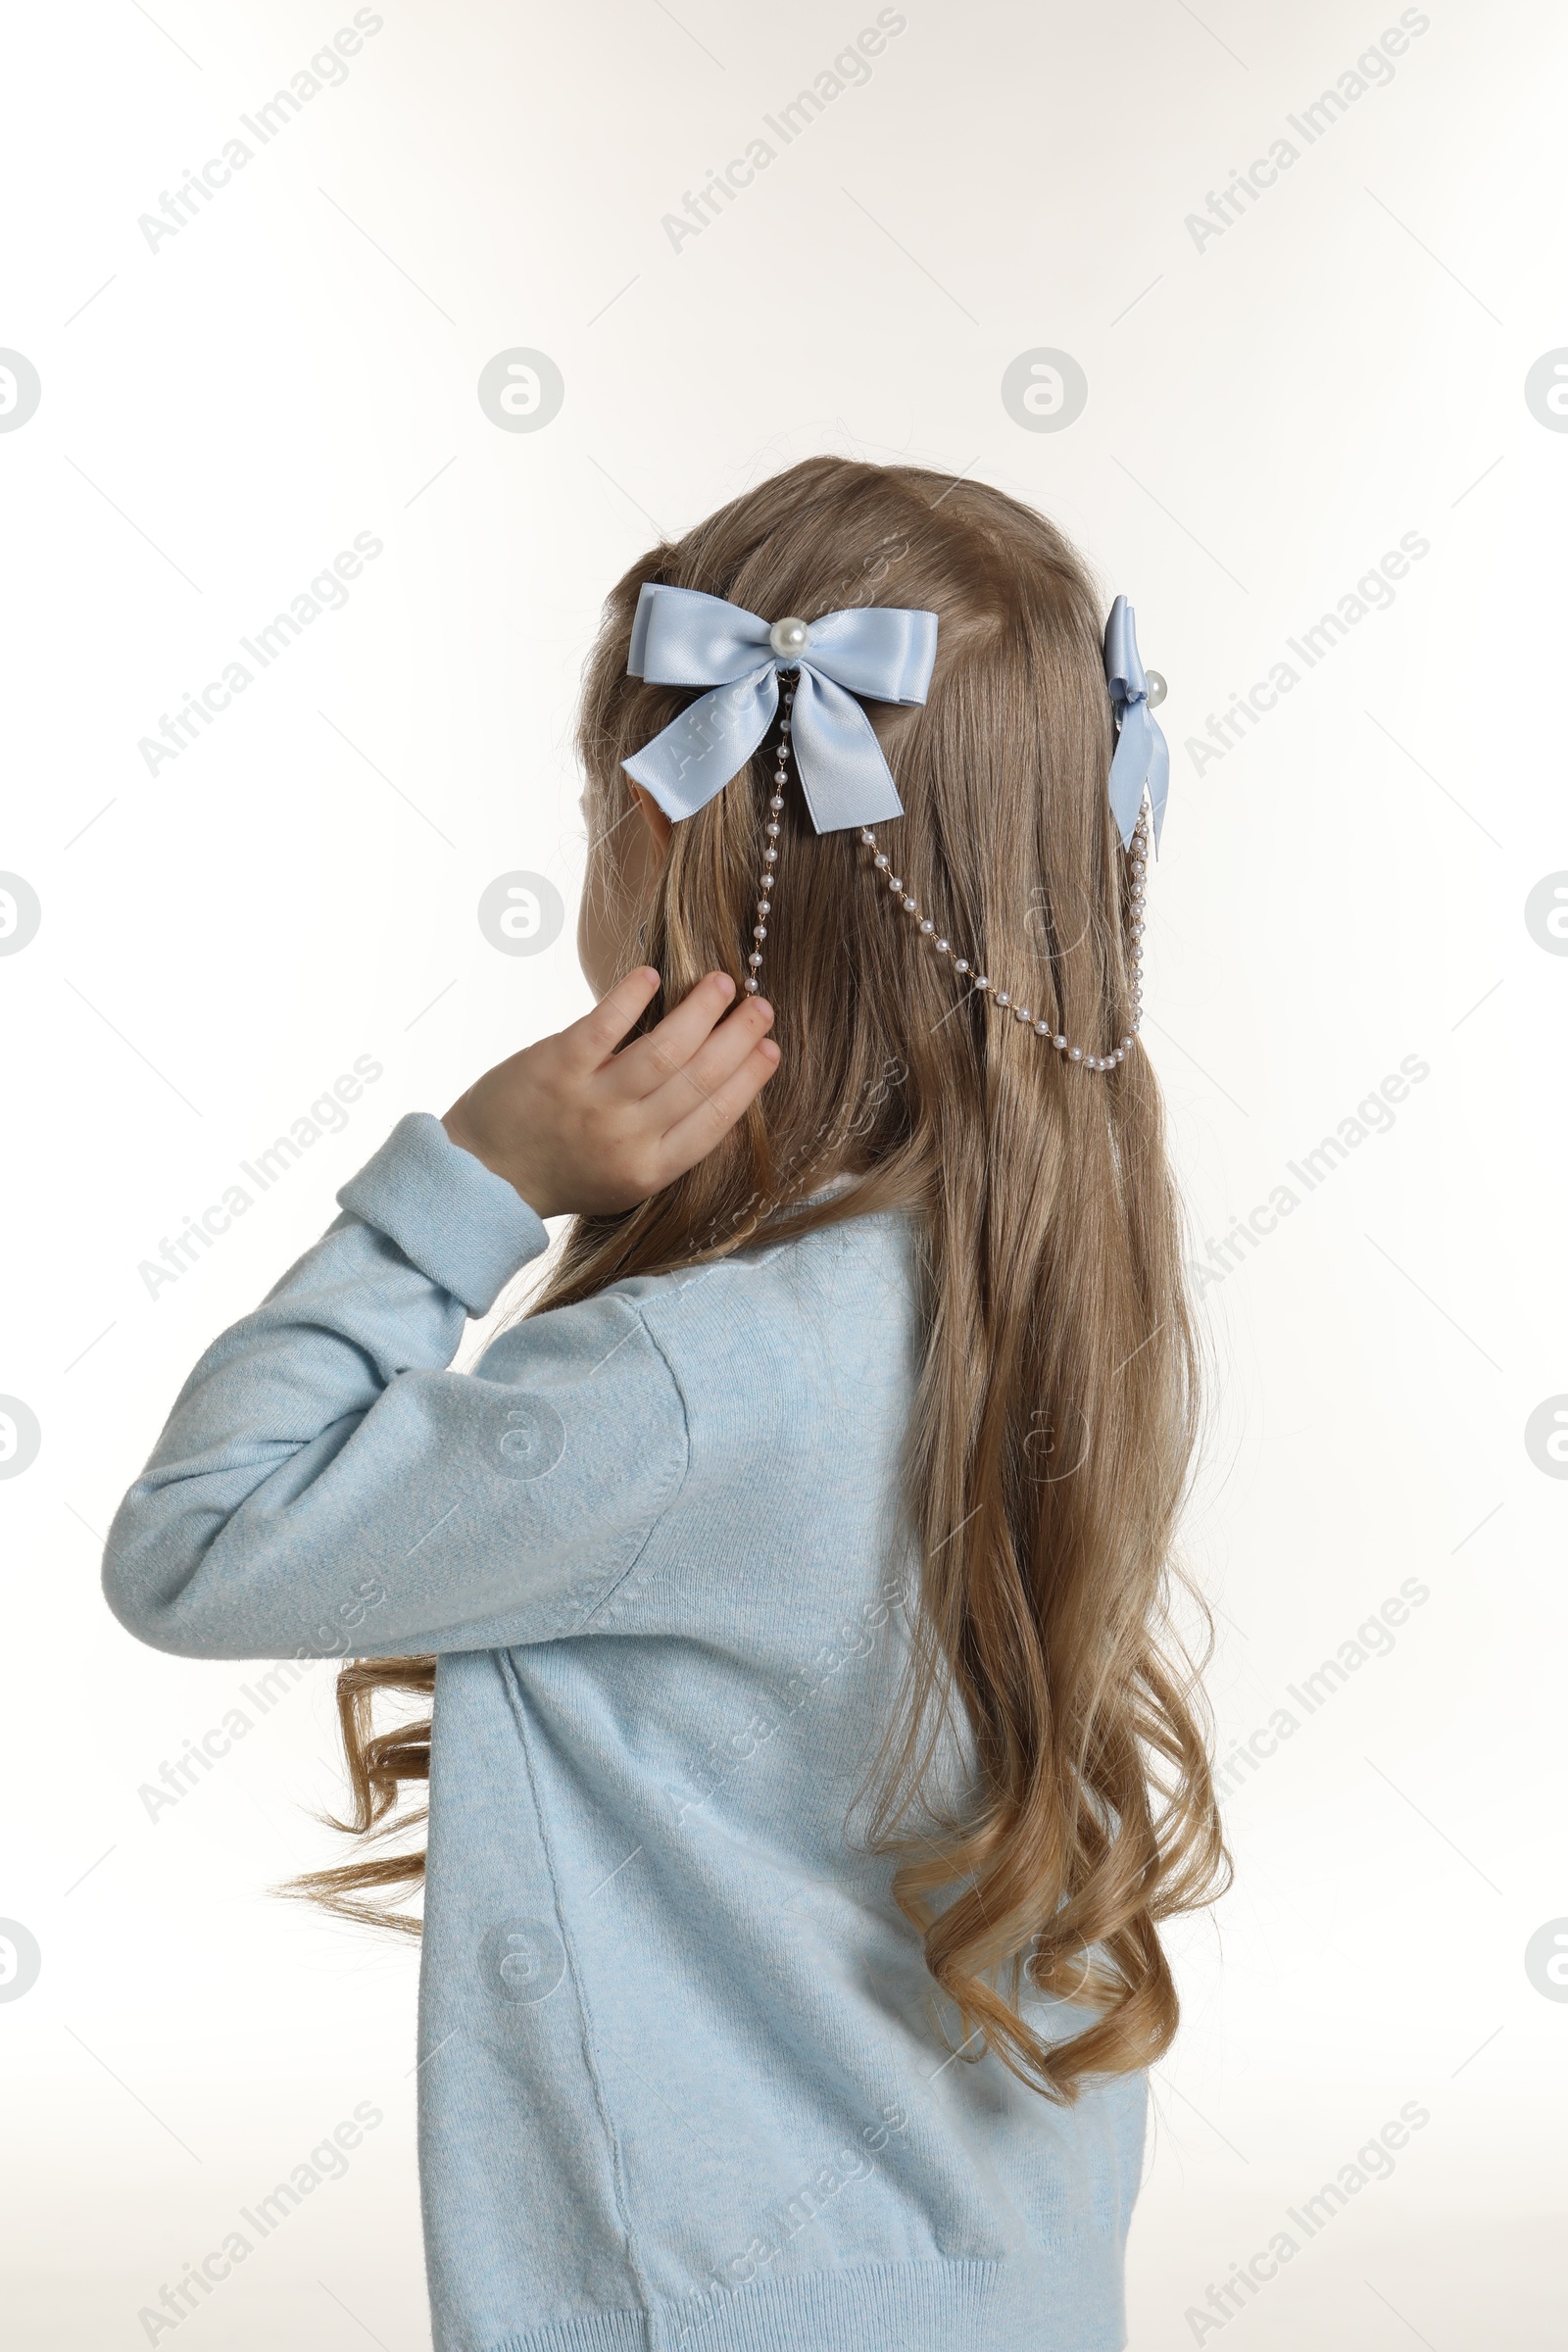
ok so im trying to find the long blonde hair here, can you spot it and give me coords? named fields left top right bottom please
left=288, top=456, right=1228, bottom=2102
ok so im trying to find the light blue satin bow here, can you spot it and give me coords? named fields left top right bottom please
left=622, top=582, right=939, bottom=834
left=1103, top=595, right=1169, bottom=852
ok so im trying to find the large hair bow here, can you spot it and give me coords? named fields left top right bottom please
left=1103, top=595, right=1170, bottom=852
left=622, top=582, right=939, bottom=834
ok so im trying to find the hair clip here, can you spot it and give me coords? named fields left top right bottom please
left=623, top=582, right=938, bottom=835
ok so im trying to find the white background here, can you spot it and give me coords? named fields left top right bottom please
left=2, top=1, right=1564, bottom=2345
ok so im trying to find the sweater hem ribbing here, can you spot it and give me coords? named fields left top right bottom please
left=464, top=2245, right=1129, bottom=2352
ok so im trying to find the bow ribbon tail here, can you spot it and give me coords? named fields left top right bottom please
left=1108, top=698, right=1169, bottom=854
left=787, top=665, right=906, bottom=834
left=1103, top=595, right=1169, bottom=855
left=1145, top=720, right=1170, bottom=851
left=621, top=664, right=779, bottom=822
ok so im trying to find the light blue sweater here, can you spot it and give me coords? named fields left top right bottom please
left=104, top=1111, right=1147, bottom=2352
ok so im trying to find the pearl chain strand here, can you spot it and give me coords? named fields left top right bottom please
left=742, top=680, right=793, bottom=998
left=742, top=677, right=1150, bottom=1072
left=747, top=686, right=799, bottom=1006
left=857, top=810, right=1151, bottom=1070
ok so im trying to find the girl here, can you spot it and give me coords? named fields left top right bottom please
left=104, top=457, right=1225, bottom=2352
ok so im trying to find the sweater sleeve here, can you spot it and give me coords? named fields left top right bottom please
left=101, top=1113, right=690, bottom=1661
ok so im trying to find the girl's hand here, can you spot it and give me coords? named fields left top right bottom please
left=440, top=968, right=779, bottom=1219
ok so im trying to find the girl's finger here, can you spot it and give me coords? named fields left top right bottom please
left=568, top=966, right=663, bottom=1065
left=645, top=995, right=775, bottom=1129
left=606, top=970, right=743, bottom=1099
left=655, top=1038, right=781, bottom=1177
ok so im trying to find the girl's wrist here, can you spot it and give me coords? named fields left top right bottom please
left=441, top=1103, right=556, bottom=1218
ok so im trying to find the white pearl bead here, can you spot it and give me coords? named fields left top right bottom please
left=920, top=918, right=935, bottom=935
left=769, top=615, right=811, bottom=657
left=744, top=977, right=759, bottom=993
left=759, top=899, right=771, bottom=914
left=888, top=876, right=903, bottom=891
left=903, top=896, right=917, bottom=912
left=1069, top=1047, right=1083, bottom=1061
left=935, top=938, right=949, bottom=954
left=764, top=847, right=777, bottom=862
left=748, top=952, right=762, bottom=967
left=873, top=853, right=889, bottom=869
left=765, top=821, right=780, bottom=838
left=996, top=991, right=1010, bottom=1007
left=974, top=976, right=991, bottom=991
left=1014, top=1006, right=1031, bottom=1022
left=1054, top=1034, right=1066, bottom=1050
left=753, top=925, right=766, bottom=940
left=955, top=959, right=969, bottom=974
left=1033, top=1019, right=1050, bottom=1036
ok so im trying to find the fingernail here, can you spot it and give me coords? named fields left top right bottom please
left=760, top=1040, right=780, bottom=1060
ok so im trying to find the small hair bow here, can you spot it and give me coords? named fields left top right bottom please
left=1103, top=596, right=1170, bottom=853
left=622, top=583, right=939, bottom=835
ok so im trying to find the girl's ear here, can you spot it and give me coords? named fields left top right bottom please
left=631, top=783, right=674, bottom=860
